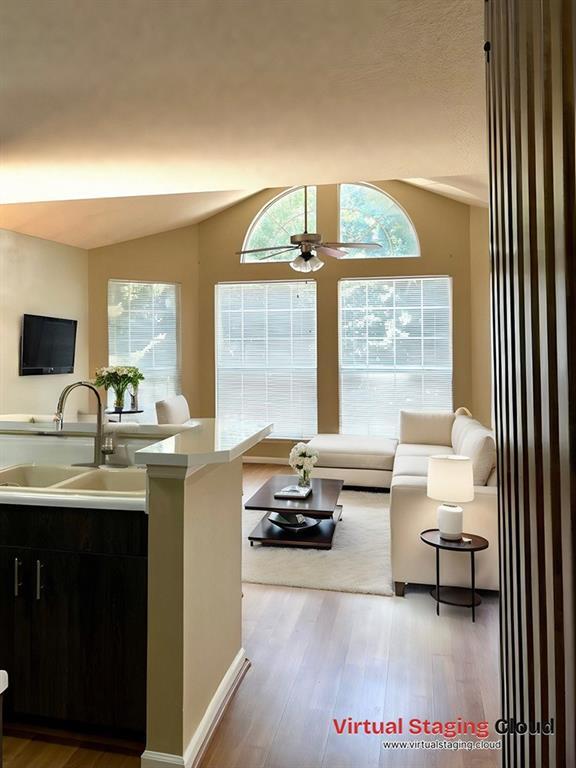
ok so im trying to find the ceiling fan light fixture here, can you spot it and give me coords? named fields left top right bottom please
left=290, top=255, right=312, bottom=273
left=308, top=254, right=324, bottom=271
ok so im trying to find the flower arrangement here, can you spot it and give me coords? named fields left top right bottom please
left=289, top=442, right=319, bottom=487
left=93, top=366, right=145, bottom=411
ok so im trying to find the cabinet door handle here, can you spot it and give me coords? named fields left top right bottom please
left=14, top=557, right=22, bottom=597
left=35, top=559, right=44, bottom=601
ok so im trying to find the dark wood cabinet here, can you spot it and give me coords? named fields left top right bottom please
left=0, top=504, right=147, bottom=739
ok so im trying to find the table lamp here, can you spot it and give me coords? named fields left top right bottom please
left=427, top=455, right=474, bottom=540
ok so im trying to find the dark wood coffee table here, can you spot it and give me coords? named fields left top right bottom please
left=245, top=475, right=344, bottom=549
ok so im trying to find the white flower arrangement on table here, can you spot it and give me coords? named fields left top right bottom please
left=93, top=365, right=144, bottom=411
left=289, top=442, right=319, bottom=487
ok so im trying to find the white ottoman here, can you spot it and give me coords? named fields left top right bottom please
left=307, top=434, right=398, bottom=489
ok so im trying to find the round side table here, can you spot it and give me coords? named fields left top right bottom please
left=105, top=409, right=144, bottom=423
left=420, top=528, right=489, bottom=623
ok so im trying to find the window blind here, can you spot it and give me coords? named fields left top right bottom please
left=339, top=277, right=453, bottom=436
left=216, top=281, right=317, bottom=439
left=107, top=280, right=181, bottom=419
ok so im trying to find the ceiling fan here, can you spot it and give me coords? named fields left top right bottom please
left=235, top=186, right=381, bottom=272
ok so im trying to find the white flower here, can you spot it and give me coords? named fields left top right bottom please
left=288, top=442, right=319, bottom=472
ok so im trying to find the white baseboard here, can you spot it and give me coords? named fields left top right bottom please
left=242, top=456, right=289, bottom=465
left=141, top=752, right=185, bottom=767
left=141, top=648, right=250, bottom=768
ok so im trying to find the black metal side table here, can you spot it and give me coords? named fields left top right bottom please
left=420, top=528, right=489, bottom=622
left=105, top=409, right=144, bottom=423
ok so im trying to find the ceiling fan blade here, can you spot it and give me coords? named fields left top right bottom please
left=257, top=247, right=300, bottom=260
left=322, top=242, right=382, bottom=249
left=235, top=244, right=293, bottom=255
left=316, top=245, right=348, bottom=259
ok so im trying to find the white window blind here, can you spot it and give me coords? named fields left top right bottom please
left=339, top=277, right=453, bottom=436
left=107, top=280, right=181, bottom=418
left=216, top=281, right=317, bottom=438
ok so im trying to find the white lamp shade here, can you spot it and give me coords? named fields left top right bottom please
left=427, top=455, right=474, bottom=503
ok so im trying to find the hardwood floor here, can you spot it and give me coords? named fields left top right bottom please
left=3, top=464, right=500, bottom=768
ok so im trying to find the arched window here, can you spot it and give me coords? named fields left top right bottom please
left=338, top=182, right=420, bottom=258
left=241, top=186, right=317, bottom=262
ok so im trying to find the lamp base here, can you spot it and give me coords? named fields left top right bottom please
left=437, top=503, right=463, bottom=540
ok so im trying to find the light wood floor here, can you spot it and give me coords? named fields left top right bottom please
left=3, top=464, right=500, bottom=768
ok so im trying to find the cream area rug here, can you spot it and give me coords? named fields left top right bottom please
left=242, top=490, right=393, bottom=596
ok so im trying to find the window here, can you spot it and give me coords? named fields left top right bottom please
left=339, top=182, right=419, bottom=258
left=240, top=186, right=316, bottom=262
left=216, top=281, right=317, bottom=438
left=107, top=280, right=181, bottom=418
left=339, top=277, right=452, bottom=436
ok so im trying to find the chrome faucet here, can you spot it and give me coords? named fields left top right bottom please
left=55, top=381, right=113, bottom=467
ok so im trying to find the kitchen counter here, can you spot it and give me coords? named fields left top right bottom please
left=0, top=419, right=201, bottom=438
left=0, top=488, right=146, bottom=511
left=135, top=418, right=272, bottom=468
left=0, top=418, right=272, bottom=762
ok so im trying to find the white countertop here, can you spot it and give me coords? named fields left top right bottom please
left=0, top=489, right=146, bottom=511
left=136, top=419, right=273, bottom=468
left=0, top=420, right=201, bottom=438
left=0, top=669, right=8, bottom=695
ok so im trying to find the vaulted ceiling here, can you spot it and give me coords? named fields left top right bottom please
left=0, top=0, right=487, bottom=247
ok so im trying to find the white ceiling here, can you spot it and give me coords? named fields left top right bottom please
left=404, top=175, right=489, bottom=206
left=0, top=190, right=257, bottom=249
left=0, top=0, right=487, bottom=206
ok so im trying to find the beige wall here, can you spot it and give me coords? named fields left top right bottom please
left=85, top=182, right=493, bottom=448
left=469, top=206, right=492, bottom=427
left=0, top=229, right=89, bottom=415
left=198, top=181, right=475, bottom=456
left=88, top=226, right=201, bottom=414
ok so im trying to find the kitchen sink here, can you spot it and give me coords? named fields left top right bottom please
left=55, top=467, right=147, bottom=494
left=0, top=464, right=92, bottom=488
left=0, top=464, right=146, bottom=495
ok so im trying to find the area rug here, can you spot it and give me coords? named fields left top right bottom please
left=242, top=490, right=393, bottom=596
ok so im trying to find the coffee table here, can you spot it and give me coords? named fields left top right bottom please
left=245, top=475, right=344, bottom=549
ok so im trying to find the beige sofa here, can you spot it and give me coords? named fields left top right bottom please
left=306, top=434, right=398, bottom=488
left=391, top=410, right=499, bottom=595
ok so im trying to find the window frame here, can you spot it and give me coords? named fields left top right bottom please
left=338, top=181, right=421, bottom=260
left=214, top=279, right=318, bottom=439
left=337, top=275, right=453, bottom=437
left=240, top=186, right=317, bottom=264
left=107, top=278, right=182, bottom=416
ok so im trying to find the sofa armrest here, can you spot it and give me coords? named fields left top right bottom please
left=390, top=480, right=499, bottom=590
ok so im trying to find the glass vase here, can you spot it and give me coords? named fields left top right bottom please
left=130, top=389, right=139, bottom=411
left=113, top=390, right=125, bottom=412
left=298, top=470, right=311, bottom=488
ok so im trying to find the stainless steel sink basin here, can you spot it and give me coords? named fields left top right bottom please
left=55, top=467, right=147, bottom=494
left=0, top=464, right=92, bottom=489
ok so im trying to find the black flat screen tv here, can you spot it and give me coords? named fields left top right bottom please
left=20, top=314, right=78, bottom=375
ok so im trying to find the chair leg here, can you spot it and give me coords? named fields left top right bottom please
left=394, top=581, right=406, bottom=597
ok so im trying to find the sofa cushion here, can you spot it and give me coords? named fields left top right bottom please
left=395, top=443, right=455, bottom=458
left=399, top=411, right=455, bottom=447
left=452, top=415, right=496, bottom=485
left=391, top=474, right=427, bottom=489
left=307, top=434, right=398, bottom=471
left=392, top=454, right=433, bottom=477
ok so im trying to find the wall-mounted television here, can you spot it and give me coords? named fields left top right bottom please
left=20, top=314, right=78, bottom=376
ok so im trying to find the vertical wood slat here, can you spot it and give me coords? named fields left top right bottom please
left=485, top=1, right=575, bottom=767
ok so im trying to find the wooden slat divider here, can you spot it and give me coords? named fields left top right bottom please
left=485, top=1, right=575, bottom=766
